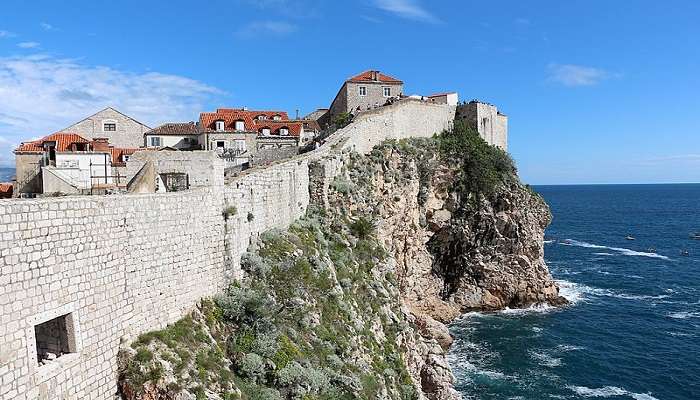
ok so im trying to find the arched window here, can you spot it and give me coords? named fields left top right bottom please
left=234, top=120, right=245, bottom=131
left=260, top=127, right=271, bottom=136
left=279, top=127, right=289, bottom=136
left=256, top=115, right=267, bottom=120
left=215, top=120, right=225, bottom=131
left=272, top=115, right=281, bottom=121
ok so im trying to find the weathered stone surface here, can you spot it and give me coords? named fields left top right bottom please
left=0, top=100, right=455, bottom=400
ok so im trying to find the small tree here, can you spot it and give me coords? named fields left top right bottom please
left=332, top=112, right=352, bottom=129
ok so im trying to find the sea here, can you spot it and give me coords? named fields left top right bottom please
left=0, top=167, right=15, bottom=182
left=448, top=184, right=700, bottom=400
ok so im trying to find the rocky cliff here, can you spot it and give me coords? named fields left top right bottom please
left=118, top=124, right=564, bottom=400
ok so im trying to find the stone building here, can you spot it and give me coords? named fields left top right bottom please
left=328, top=70, right=404, bottom=124
left=12, top=132, right=137, bottom=196
left=427, top=92, right=459, bottom=106
left=456, top=100, right=508, bottom=151
left=144, top=122, right=200, bottom=150
left=198, top=108, right=303, bottom=167
left=63, top=107, right=150, bottom=148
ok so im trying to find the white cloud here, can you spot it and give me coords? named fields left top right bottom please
left=236, top=21, right=298, bottom=37
left=0, top=30, right=16, bottom=38
left=0, top=55, right=223, bottom=166
left=547, top=63, right=612, bottom=87
left=40, top=22, right=56, bottom=31
left=373, top=0, right=440, bottom=23
left=17, top=41, right=40, bottom=49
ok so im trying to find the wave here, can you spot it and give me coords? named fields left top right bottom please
left=592, top=252, right=615, bottom=256
left=567, top=385, right=659, bottom=400
left=560, top=239, right=670, bottom=260
left=667, top=311, right=700, bottom=319
left=528, top=350, right=561, bottom=367
left=498, top=303, right=558, bottom=315
left=556, top=280, right=670, bottom=304
left=544, top=240, right=555, bottom=244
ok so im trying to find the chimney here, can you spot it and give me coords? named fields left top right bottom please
left=92, top=138, right=110, bottom=152
left=371, top=70, right=379, bottom=81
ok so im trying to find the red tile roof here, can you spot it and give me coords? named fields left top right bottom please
left=110, top=147, right=139, bottom=167
left=199, top=108, right=301, bottom=136
left=145, top=122, right=198, bottom=136
left=14, top=132, right=90, bottom=153
left=0, top=183, right=12, bottom=198
left=216, top=108, right=289, bottom=120
left=347, top=70, right=403, bottom=84
left=254, top=121, right=303, bottom=136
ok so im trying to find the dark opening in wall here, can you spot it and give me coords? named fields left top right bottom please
left=34, top=313, right=76, bottom=365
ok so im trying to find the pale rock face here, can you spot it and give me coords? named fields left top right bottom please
left=326, top=146, right=566, bottom=399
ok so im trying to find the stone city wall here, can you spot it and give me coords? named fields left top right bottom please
left=125, top=150, right=225, bottom=189
left=0, top=99, right=455, bottom=400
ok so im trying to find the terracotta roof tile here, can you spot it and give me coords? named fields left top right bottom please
left=253, top=121, right=303, bottom=136
left=347, top=70, right=403, bottom=84
left=145, top=122, right=198, bottom=136
left=14, top=132, right=91, bottom=153
left=199, top=108, right=300, bottom=136
left=110, top=147, right=138, bottom=167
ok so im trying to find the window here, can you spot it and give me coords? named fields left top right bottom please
left=234, top=140, right=246, bottom=151
left=261, top=128, right=271, bottom=136
left=257, top=115, right=266, bottom=120
left=149, top=136, right=161, bottom=147
left=272, top=115, right=281, bottom=121
left=234, top=120, right=245, bottom=131
left=359, top=86, right=367, bottom=96
left=279, top=127, right=289, bottom=136
left=35, top=313, right=76, bottom=366
left=215, top=120, right=225, bottom=131
left=122, top=155, right=130, bottom=162
left=383, top=87, right=391, bottom=97
left=216, top=141, right=225, bottom=148
left=103, top=122, right=117, bottom=131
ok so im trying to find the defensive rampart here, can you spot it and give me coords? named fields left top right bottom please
left=0, top=99, right=454, bottom=400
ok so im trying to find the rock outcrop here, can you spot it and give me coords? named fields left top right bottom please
left=119, top=128, right=564, bottom=400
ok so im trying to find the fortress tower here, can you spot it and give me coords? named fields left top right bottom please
left=456, top=101, right=508, bottom=151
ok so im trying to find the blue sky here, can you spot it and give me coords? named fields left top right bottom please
left=0, top=0, right=698, bottom=184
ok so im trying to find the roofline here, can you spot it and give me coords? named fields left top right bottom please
left=428, top=92, right=457, bottom=97
left=62, top=106, right=152, bottom=132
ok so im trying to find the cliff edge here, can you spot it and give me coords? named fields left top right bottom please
left=118, top=123, right=565, bottom=400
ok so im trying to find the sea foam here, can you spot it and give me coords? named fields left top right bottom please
left=567, top=385, right=659, bottom=399
left=561, top=239, right=670, bottom=260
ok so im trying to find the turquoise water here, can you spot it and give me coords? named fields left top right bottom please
left=449, top=184, right=700, bottom=400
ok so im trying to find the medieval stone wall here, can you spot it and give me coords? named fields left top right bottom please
left=0, top=99, right=456, bottom=400
left=125, top=150, right=225, bottom=189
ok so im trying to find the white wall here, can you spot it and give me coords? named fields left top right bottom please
left=145, top=135, right=199, bottom=150
left=52, top=152, right=113, bottom=189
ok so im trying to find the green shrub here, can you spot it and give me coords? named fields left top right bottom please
left=437, top=121, right=516, bottom=196
left=332, top=112, right=352, bottom=129
left=222, top=206, right=237, bottom=219
left=241, top=252, right=270, bottom=278
left=238, top=353, right=266, bottom=382
left=349, top=217, right=375, bottom=239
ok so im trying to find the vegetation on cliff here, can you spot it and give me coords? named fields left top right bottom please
left=118, top=124, right=561, bottom=400
left=119, top=209, right=419, bottom=400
